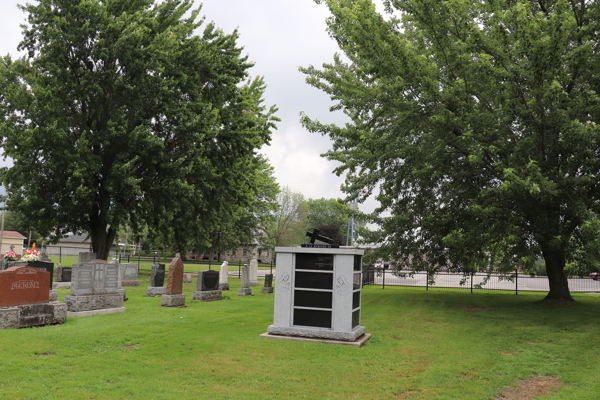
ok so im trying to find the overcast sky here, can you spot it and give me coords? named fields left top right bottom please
left=0, top=0, right=385, bottom=215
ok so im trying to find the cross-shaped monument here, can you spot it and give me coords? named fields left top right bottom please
left=302, top=228, right=338, bottom=248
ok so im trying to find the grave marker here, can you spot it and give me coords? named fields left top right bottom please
left=161, top=254, right=185, bottom=307
left=192, top=270, right=223, bottom=301
left=218, top=261, right=229, bottom=290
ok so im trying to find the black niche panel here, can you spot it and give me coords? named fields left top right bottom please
left=295, top=271, right=333, bottom=290
left=353, top=291, right=361, bottom=309
left=294, top=290, right=333, bottom=309
left=296, top=253, right=334, bottom=271
left=352, top=310, right=360, bottom=328
left=294, top=309, right=332, bottom=328
left=354, top=255, right=362, bottom=271
left=352, top=273, right=361, bottom=290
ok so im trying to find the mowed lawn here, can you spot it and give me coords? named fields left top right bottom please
left=1, top=281, right=599, bottom=399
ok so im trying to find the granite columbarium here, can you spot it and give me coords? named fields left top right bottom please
left=262, top=229, right=371, bottom=346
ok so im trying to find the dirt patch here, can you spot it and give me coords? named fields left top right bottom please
left=496, top=376, right=561, bottom=400
left=124, top=344, right=137, bottom=352
left=498, top=351, right=516, bottom=357
left=35, top=352, right=55, bottom=357
left=461, top=307, right=488, bottom=311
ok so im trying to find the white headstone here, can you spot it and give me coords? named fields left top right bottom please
left=219, top=261, right=229, bottom=284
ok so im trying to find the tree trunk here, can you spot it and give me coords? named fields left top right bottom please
left=542, top=248, right=574, bottom=302
left=91, top=225, right=117, bottom=260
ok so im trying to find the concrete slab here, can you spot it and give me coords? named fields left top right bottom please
left=259, top=332, right=372, bottom=347
left=67, top=307, right=125, bottom=318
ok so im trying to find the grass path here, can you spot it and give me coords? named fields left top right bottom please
left=1, top=284, right=599, bottom=399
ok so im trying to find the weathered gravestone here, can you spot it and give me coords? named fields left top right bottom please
left=261, top=274, right=274, bottom=294
left=263, top=233, right=370, bottom=345
left=249, top=255, right=260, bottom=287
left=183, top=273, right=193, bottom=284
left=29, top=260, right=57, bottom=301
left=192, top=270, right=222, bottom=301
left=0, top=266, right=66, bottom=329
left=147, top=263, right=165, bottom=296
left=78, top=252, right=96, bottom=263
left=53, top=265, right=72, bottom=289
left=161, top=255, right=185, bottom=307
left=238, top=264, right=252, bottom=296
left=63, top=261, right=125, bottom=317
left=120, top=263, right=139, bottom=287
left=218, top=261, right=229, bottom=290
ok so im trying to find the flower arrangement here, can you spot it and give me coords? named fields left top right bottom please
left=3, top=251, right=17, bottom=261
left=22, top=249, right=40, bottom=262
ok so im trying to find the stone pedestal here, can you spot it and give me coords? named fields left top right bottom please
left=64, top=292, right=125, bottom=314
left=0, top=302, right=67, bottom=329
left=260, top=287, right=274, bottom=294
left=53, top=282, right=71, bottom=289
left=218, top=283, right=229, bottom=291
left=122, top=280, right=139, bottom=287
left=161, top=294, right=185, bottom=307
left=147, top=286, right=165, bottom=296
left=238, top=287, right=252, bottom=296
left=49, top=290, right=57, bottom=302
left=192, top=290, right=223, bottom=302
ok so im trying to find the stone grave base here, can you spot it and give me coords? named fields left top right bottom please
left=68, top=307, right=125, bottom=318
left=147, top=286, right=165, bottom=296
left=238, top=288, right=253, bottom=296
left=1, top=302, right=67, bottom=329
left=192, top=290, right=223, bottom=302
left=122, top=280, right=140, bottom=287
left=249, top=281, right=260, bottom=287
left=161, top=294, right=185, bottom=307
left=49, top=290, right=57, bottom=302
left=260, top=332, right=372, bottom=347
left=218, top=283, right=229, bottom=291
left=267, top=325, right=365, bottom=342
left=53, top=282, right=71, bottom=289
left=260, top=287, right=274, bottom=294
left=64, top=292, right=125, bottom=313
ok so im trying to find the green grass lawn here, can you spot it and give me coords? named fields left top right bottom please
left=1, top=284, right=599, bottom=399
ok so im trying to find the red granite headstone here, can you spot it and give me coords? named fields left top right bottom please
left=0, top=266, right=49, bottom=307
left=166, top=257, right=184, bottom=295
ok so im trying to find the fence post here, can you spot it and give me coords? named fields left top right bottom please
left=138, top=255, right=140, bottom=272
left=426, top=271, right=428, bottom=291
left=127, top=254, right=130, bottom=263
left=470, top=271, right=474, bottom=294
left=515, top=269, right=518, bottom=295
left=209, top=258, right=211, bottom=271
left=382, top=268, right=385, bottom=290
left=270, top=260, right=273, bottom=275
left=59, top=246, right=62, bottom=263
left=239, top=260, right=241, bottom=278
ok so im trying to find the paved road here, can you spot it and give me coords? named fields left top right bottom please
left=369, top=271, right=600, bottom=293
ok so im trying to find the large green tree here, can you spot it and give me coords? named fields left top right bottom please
left=302, top=0, right=600, bottom=301
left=0, top=0, right=271, bottom=259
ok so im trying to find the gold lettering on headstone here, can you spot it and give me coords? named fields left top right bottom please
left=11, top=280, right=40, bottom=290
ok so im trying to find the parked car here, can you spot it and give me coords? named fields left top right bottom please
left=589, top=272, right=600, bottom=280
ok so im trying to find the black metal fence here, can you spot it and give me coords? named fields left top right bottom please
left=362, top=268, right=600, bottom=294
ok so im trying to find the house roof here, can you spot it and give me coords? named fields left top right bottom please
left=1, top=230, right=26, bottom=239
left=59, top=233, right=92, bottom=243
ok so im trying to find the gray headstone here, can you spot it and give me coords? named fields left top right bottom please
left=71, top=262, right=120, bottom=296
left=78, top=252, right=97, bottom=263
left=121, top=263, right=138, bottom=281
left=240, top=264, right=250, bottom=289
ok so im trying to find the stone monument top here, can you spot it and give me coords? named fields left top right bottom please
left=302, top=228, right=339, bottom=248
